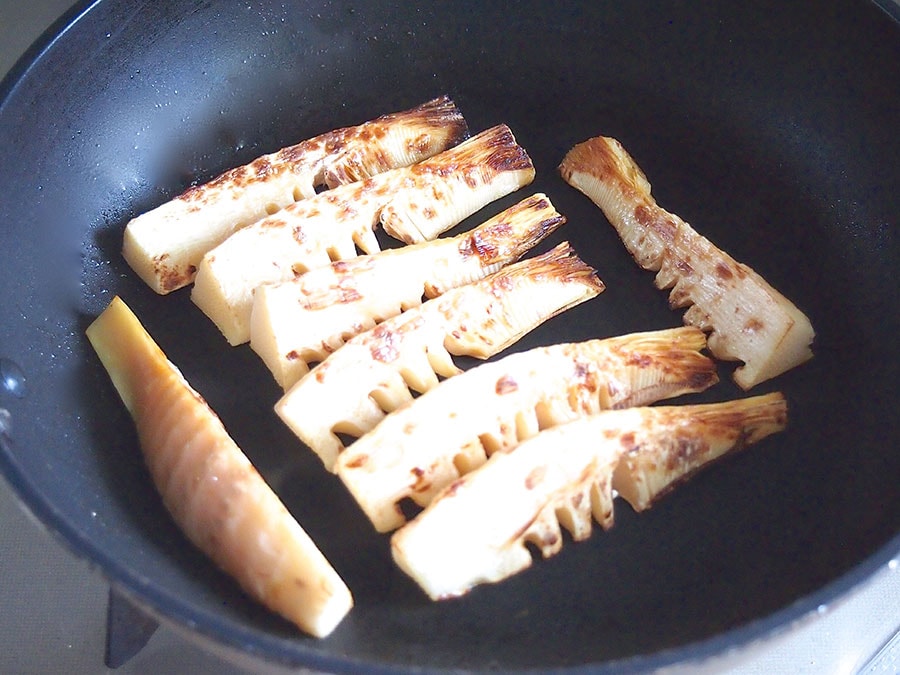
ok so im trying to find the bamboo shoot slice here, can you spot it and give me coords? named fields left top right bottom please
left=85, top=296, right=352, bottom=637
left=124, top=96, right=466, bottom=294
left=252, top=193, right=565, bottom=389
left=559, top=136, right=814, bottom=389
left=192, top=124, right=535, bottom=345
left=336, top=326, right=718, bottom=532
left=276, top=242, right=605, bottom=471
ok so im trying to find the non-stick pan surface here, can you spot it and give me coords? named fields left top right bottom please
left=1, top=0, right=898, bottom=671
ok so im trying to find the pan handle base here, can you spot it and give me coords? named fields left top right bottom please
left=104, top=586, right=159, bottom=669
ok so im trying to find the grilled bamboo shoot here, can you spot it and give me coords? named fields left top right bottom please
left=336, top=327, right=718, bottom=532
left=276, top=242, right=605, bottom=470
left=123, top=96, right=467, bottom=294
left=559, top=136, right=814, bottom=389
left=252, top=193, right=564, bottom=389
left=391, top=393, right=787, bottom=599
left=192, top=124, right=535, bottom=345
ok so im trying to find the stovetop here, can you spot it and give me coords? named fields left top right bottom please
left=1, top=2, right=898, bottom=673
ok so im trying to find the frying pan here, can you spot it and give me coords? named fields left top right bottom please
left=1, top=0, right=898, bottom=671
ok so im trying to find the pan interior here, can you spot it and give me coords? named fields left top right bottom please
left=0, top=0, right=898, bottom=670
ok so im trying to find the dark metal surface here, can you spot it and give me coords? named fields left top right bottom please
left=0, top=0, right=898, bottom=671
left=105, top=587, right=160, bottom=669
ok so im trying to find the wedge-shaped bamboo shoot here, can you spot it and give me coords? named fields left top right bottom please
left=192, top=124, right=535, bottom=345
left=85, top=296, right=353, bottom=637
left=392, top=393, right=787, bottom=599
left=559, top=136, right=814, bottom=389
left=252, top=193, right=564, bottom=389
left=124, top=96, right=467, bottom=294
left=612, top=392, right=787, bottom=511
left=276, top=242, right=605, bottom=471
left=336, top=327, right=718, bottom=532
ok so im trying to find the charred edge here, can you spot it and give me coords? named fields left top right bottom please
left=477, top=208, right=566, bottom=264
left=333, top=97, right=469, bottom=152
left=516, top=194, right=552, bottom=212
left=657, top=344, right=719, bottom=389
left=486, top=132, right=534, bottom=174
left=606, top=327, right=708, bottom=360
left=559, top=136, right=624, bottom=184
left=496, top=195, right=565, bottom=240
left=520, top=213, right=567, bottom=249
left=612, top=342, right=717, bottom=390
left=515, top=243, right=605, bottom=290
left=375, top=95, right=468, bottom=139
left=690, top=394, right=788, bottom=438
left=447, top=124, right=534, bottom=174
left=187, top=137, right=315, bottom=196
left=642, top=398, right=788, bottom=508
left=459, top=208, right=565, bottom=265
left=643, top=325, right=708, bottom=353
left=175, top=100, right=466, bottom=203
left=405, top=95, right=468, bottom=143
left=459, top=197, right=539, bottom=261
left=179, top=159, right=274, bottom=201
left=291, top=97, right=471, bottom=168
left=300, top=99, right=466, bottom=167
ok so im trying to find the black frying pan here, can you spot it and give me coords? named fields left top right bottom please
left=1, top=0, right=898, bottom=671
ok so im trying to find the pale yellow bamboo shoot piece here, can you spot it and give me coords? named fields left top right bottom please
left=86, top=296, right=353, bottom=637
